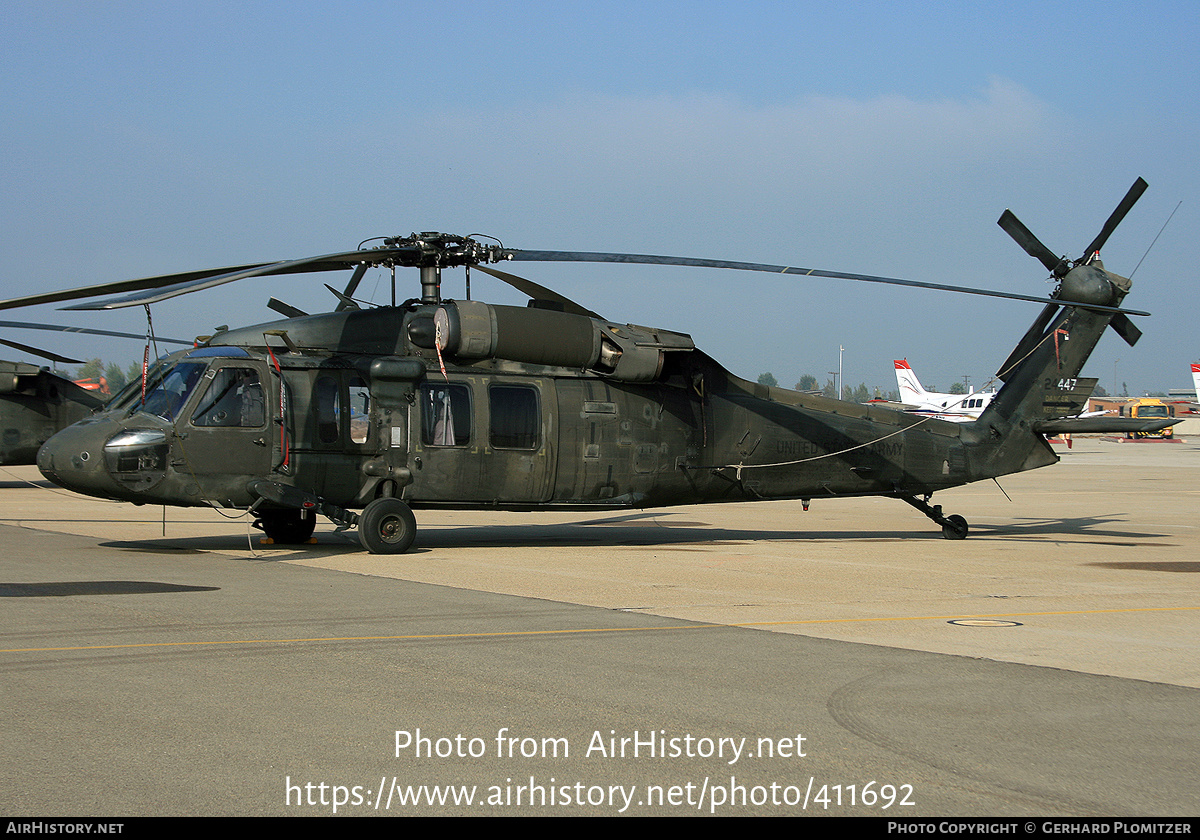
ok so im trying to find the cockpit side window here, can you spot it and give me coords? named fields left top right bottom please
left=191, top=368, right=266, bottom=428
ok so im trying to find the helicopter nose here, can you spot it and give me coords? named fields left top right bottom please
left=37, top=418, right=168, bottom=501
left=38, top=419, right=119, bottom=499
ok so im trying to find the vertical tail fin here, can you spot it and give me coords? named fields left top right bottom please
left=971, top=179, right=1149, bottom=477
left=894, top=359, right=927, bottom=401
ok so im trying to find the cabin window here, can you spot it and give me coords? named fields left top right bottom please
left=420, top=383, right=471, bottom=446
left=191, top=368, right=266, bottom=428
left=315, top=376, right=340, bottom=444
left=489, top=385, right=539, bottom=449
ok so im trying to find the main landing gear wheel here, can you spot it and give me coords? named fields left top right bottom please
left=255, top=508, right=317, bottom=544
left=941, top=514, right=969, bottom=541
left=358, top=497, right=417, bottom=554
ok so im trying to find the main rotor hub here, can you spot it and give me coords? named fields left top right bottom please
left=378, top=232, right=507, bottom=269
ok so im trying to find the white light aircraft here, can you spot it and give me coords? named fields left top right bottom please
left=893, top=359, right=997, bottom=423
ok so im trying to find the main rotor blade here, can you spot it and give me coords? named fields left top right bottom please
left=267, top=298, right=309, bottom=319
left=472, top=264, right=602, bottom=319
left=0, top=247, right=421, bottom=313
left=0, top=320, right=191, bottom=345
left=323, top=284, right=361, bottom=312
left=58, top=250, right=410, bottom=310
left=0, top=263, right=276, bottom=312
left=502, top=250, right=1149, bottom=315
left=1080, top=177, right=1149, bottom=261
left=336, top=263, right=370, bottom=312
left=997, top=210, right=1063, bottom=274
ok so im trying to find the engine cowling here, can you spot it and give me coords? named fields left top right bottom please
left=413, top=300, right=694, bottom=382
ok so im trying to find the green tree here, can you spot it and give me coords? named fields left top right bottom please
left=73, top=358, right=144, bottom=395
left=949, top=382, right=967, bottom=395
left=74, top=358, right=104, bottom=381
left=795, top=374, right=818, bottom=392
left=104, top=361, right=128, bottom=392
left=757, top=372, right=778, bottom=388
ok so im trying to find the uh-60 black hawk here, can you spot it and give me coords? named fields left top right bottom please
left=0, top=179, right=1171, bottom=552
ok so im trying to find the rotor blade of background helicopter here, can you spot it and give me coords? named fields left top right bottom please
left=997, top=210, right=1063, bottom=274
left=58, top=248, right=418, bottom=310
left=472, top=264, right=602, bottom=319
left=0, top=337, right=84, bottom=365
left=1079, top=177, right=1149, bottom=262
left=502, top=250, right=1150, bottom=316
left=0, top=320, right=192, bottom=345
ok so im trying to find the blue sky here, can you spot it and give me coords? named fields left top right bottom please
left=2, top=1, right=1197, bottom=395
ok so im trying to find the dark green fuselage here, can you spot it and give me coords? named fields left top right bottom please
left=37, top=297, right=1102, bottom=518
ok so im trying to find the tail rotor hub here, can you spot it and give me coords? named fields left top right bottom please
left=1058, top=264, right=1118, bottom=308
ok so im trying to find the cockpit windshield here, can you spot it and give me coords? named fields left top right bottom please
left=130, top=362, right=208, bottom=421
left=107, top=358, right=170, bottom=411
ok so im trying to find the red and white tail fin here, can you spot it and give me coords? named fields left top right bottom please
left=894, top=359, right=927, bottom=402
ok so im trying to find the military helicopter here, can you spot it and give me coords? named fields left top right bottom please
left=0, top=321, right=189, bottom=466
left=0, top=179, right=1171, bottom=552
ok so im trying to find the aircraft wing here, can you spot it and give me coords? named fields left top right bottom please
left=866, top=399, right=913, bottom=411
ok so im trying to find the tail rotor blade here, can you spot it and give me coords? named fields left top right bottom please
left=1080, top=177, right=1148, bottom=261
left=1109, top=311, right=1143, bottom=347
left=996, top=302, right=1061, bottom=382
left=998, top=210, right=1064, bottom=275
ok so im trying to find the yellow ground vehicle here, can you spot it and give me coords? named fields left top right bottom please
left=1120, top=398, right=1175, bottom=438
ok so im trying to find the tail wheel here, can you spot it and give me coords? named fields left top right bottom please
left=942, top=514, right=969, bottom=540
left=256, top=508, right=316, bottom=544
left=358, top=497, right=417, bottom=554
